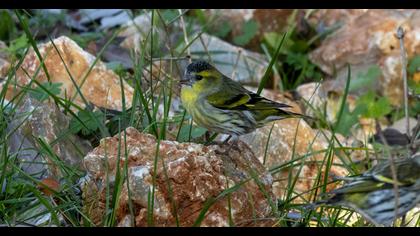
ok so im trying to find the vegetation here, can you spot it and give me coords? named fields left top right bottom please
left=0, top=9, right=418, bottom=227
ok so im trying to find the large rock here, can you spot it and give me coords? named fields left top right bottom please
left=309, top=10, right=420, bottom=106
left=7, top=96, right=92, bottom=179
left=82, top=127, right=275, bottom=226
left=6, top=36, right=134, bottom=111
left=307, top=9, right=368, bottom=31
left=237, top=89, right=348, bottom=201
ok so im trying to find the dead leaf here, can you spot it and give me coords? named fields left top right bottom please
left=38, top=178, right=60, bottom=196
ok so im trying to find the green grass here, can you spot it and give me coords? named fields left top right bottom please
left=0, top=9, right=419, bottom=227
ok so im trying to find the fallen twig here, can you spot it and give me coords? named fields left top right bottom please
left=396, top=26, right=410, bottom=139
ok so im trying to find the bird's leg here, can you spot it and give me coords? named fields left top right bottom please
left=215, top=135, right=240, bottom=156
left=205, top=131, right=211, bottom=142
left=226, top=136, right=239, bottom=152
left=204, top=132, right=221, bottom=146
left=222, top=135, right=232, bottom=144
left=204, top=134, right=232, bottom=146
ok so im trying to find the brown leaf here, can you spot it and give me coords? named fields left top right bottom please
left=38, top=178, right=60, bottom=196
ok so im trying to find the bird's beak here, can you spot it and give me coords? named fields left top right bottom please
left=179, top=79, right=192, bottom=86
left=180, top=73, right=193, bottom=86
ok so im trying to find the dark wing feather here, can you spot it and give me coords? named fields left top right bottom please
left=330, top=180, right=387, bottom=194
left=206, top=76, right=292, bottom=111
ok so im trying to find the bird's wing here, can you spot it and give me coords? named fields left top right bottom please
left=330, top=180, right=387, bottom=194
left=328, top=158, right=417, bottom=198
left=367, top=158, right=419, bottom=186
left=206, top=77, right=291, bottom=110
left=207, top=92, right=292, bottom=110
left=206, top=90, right=252, bottom=110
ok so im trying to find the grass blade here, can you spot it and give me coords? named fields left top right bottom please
left=257, top=31, right=287, bottom=95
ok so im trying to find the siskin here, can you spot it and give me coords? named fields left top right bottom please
left=180, top=60, right=308, bottom=138
left=314, top=152, right=420, bottom=226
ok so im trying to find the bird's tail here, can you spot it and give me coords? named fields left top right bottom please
left=255, top=106, right=315, bottom=125
left=277, top=109, right=315, bottom=121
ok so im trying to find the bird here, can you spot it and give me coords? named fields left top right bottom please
left=180, top=60, right=309, bottom=141
left=312, top=152, right=420, bottom=226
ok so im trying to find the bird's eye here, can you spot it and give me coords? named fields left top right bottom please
left=196, top=75, right=203, bottom=80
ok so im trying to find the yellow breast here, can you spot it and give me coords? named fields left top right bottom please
left=180, top=87, right=198, bottom=111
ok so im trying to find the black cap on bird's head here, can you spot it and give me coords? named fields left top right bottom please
left=181, top=60, right=217, bottom=86
left=186, top=60, right=213, bottom=73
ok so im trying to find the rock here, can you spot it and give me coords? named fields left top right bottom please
left=7, top=96, right=92, bottom=179
left=310, top=10, right=406, bottom=75
left=307, top=9, right=368, bottom=31
left=16, top=199, right=64, bottom=226
left=390, top=117, right=418, bottom=136
left=251, top=9, right=293, bottom=35
left=236, top=89, right=348, bottom=201
left=309, top=10, right=420, bottom=106
left=118, top=13, right=150, bottom=52
left=117, top=215, right=134, bottom=227
left=92, top=37, right=134, bottom=70
left=295, top=82, right=327, bottom=119
left=7, top=36, right=134, bottom=111
left=119, top=12, right=166, bottom=54
left=82, top=127, right=275, bottom=226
